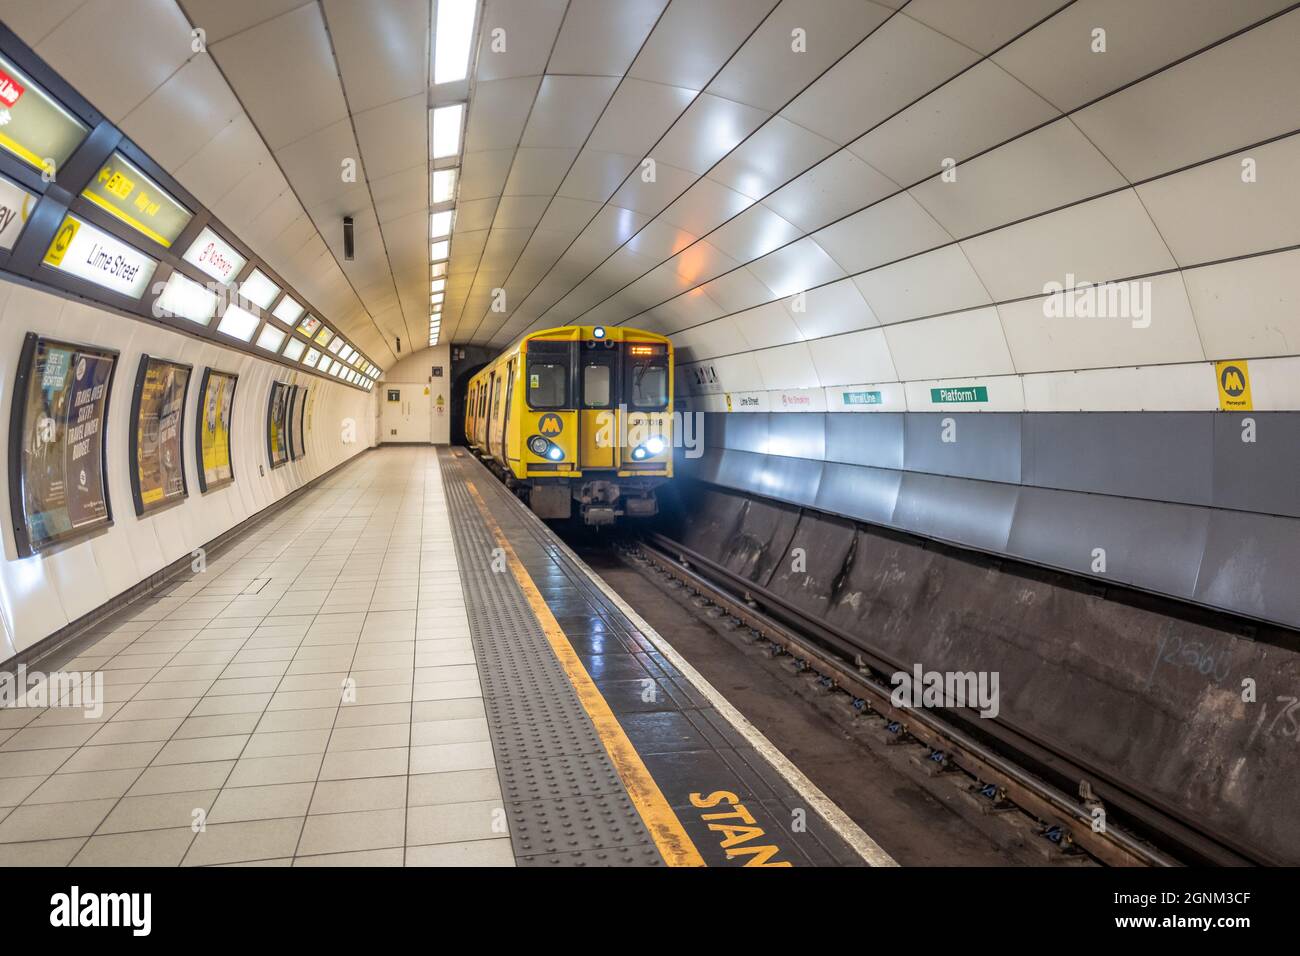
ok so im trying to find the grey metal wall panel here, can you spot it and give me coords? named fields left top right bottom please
left=814, top=462, right=902, bottom=525
left=767, top=411, right=826, bottom=460
left=1195, top=510, right=1300, bottom=628
left=1007, top=487, right=1209, bottom=599
left=891, top=473, right=1018, bottom=554
left=1023, top=412, right=1212, bottom=506
left=759, top=454, right=824, bottom=507
left=702, top=412, right=726, bottom=449
left=1212, top=412, right=1300, bottom=519
left=825, top=413, right=904, bottom=469
left=713, top=412, right=769, bottom=454
left=902, top=413, right=1022, bottom=484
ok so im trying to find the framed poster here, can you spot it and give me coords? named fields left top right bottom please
left=288, top=386, right=308, bottom=461
left=7, top=333, right=117, bottom=557
left=267, top=381, right=290, bottom=469
left=196, top=369, right=237, bottom=493
left=128, top=355, right=191, bottom=516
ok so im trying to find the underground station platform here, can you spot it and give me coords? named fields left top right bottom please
left=0, top=447, right=882, bottom=869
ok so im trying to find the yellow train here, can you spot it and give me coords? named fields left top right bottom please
left=466, top=325, right=673, bottom=525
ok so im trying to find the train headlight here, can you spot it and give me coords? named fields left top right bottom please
left=593, top=326, right=605, bottom=339
left=529, top=434, right=565, bottom=461
left=630, top=436, right=666, bottom=460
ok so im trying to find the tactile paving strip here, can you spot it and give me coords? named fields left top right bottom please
left=439, top=451, right=665, bottom=866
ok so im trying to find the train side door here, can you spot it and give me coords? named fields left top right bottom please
left=501, top=359, right=516, bottom=462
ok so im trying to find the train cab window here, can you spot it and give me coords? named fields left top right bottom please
left=627, top=344, right=669, bottom=410
left=527, top=360, right=567, bottom=409
left=582, top=363, right=612, bottom=408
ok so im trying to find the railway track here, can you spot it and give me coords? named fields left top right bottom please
left=629, top=531, right=1262, bottom=868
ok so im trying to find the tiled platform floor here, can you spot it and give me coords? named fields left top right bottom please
left=0, top=448, right=513, bottom=866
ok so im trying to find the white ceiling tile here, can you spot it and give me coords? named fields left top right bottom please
left=209, top=3, right=347, bottom=150
left=520, top=75, right=620, bottom=148
left=1002, top=0, right=1296, bottom=109
left=118, top=53, right=242, bottom=172
left=37, top=0, right=194, bottom=121
left=747, top=237, right=846, bottom=298
left=629, top=0, right=780, bottom=89
left=653, top=93, right=769, bottom=175
left=1070, top=9, right=1300, bottom=182
left=708, top=205, right=801, bottom=262
left=708, top=116, right=838, bottom=200
left=322, top=0, right=428, bottom=112
left=808, top=327, right=897, bottom=385
left=557, top=150, right=639, bottom=202
left=178, top=0, right=311, bottom=43
left=659, top=178, right=755, bottom=236
left=883, top=307, right=1015, bottom=380
left=547, top=0, right=669, bottom=76
left=1136, top=135, right=1300, bottom=266
left=464, top=75, right=542, bottom=152
left=784, top=278, right=880, bottom=338
left=763, top=149, right=897, bottom=233
left=848, top=59, right=1059, bottom=187
left=503, top=148, right=579, bottom=196
left=852, top=245, right=991, bottom=325
left=709, top=0, right=897, bottom=112
left=1184, top=248, right=1300, bottom=359
left=459, top=148, right=517, bottom=200
left=475, top=0, right=568, bottom=80
left=781, top=12, right=978, bottom=146
left=909, top=119, right=1126, bottom=238
left=354, top=93, right=427, bottom=181
left=586, top=79, right=698, bottom=157
left=959, top=189, right=1177, bottom=302
left=813, top=192, right=951, bottom=274
left=902, top=0, right=1064, bottom=56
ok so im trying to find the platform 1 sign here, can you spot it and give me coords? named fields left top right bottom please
left=930, top=385, right=988, bottom=404
left=43, top=214, right=157, bottom=299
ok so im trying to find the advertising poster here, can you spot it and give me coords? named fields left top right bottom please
left=131, top=356, right=190, bottom=515
left=198, top=369, right=237, bottom=492
left=288, top=386, right=308, bottom=461
left=8, top=334, right=116, bottom=556
left=267, top=382, right=290, bottom=468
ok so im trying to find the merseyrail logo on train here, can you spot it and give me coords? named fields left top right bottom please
left=537, top=413, right=563, bottom=436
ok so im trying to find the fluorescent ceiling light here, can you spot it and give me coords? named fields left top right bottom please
left=430, top=239, right=449, bottom=261
left=431, top=262, right=447, bottom=278
left=431, top=292, right=444, bottom=305
left=273, top=295, right=304, bottom=326
left=303, top=348, right=321, bottom=367
left=431, top=278, right=445, bottom=293
left=434, top=0, right=478, bottom=84
left=432, top=168, right=457, bottom=204
left=217, top=303, right=260, bottom=342
left=430, top=103, right=464, bottom=159
left=156, top=271, right=218, bottom=325
left=283, top=338, right=307, bottom=362
left=255, top=324, right=287, bottom=353
left=241, top=269, right=280, bottom=310
left=430, top=210, right=453, bottom=239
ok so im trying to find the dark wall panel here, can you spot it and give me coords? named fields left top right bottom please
left=824, top=413, right=904, bottom=469
left=814, top=462, right=901, bottom=525
left=892, top=472, right=1018, bottom=553
left=767, top=411, right=825, bottom=460
left=903, top=412, right=1021, bottom=484
left=1196, top=510, right=1300, bottom=625
left=1211, top=412, right=1300, bottom=519
left=1007, top=487, right=1209, bottom=599
left=1023, top=412, right=1211, bottom=505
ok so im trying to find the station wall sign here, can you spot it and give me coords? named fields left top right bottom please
left=43, top=214, right=157, bottom=299
left=82, top=152, right=192, bottom=248
left=0, top=53, right=88, bottom=172
left=0, top=173, right=34, bottom=250
left=182, top=226, right=246, bottom=286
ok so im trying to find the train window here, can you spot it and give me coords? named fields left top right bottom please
left=527, top=360, right=567, bottom=409
left=582, top=363, right=611, bottom=408
left=629, top=363, right=668, bottom=410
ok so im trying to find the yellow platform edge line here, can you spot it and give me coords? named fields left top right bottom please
left=465, top=480, right=706, bottom=867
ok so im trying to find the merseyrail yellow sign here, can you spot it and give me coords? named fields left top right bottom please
left=1215, top=360, right=1252, bottom=411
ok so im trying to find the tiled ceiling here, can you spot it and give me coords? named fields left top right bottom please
left=5, top=0, right=1299, bottom=390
